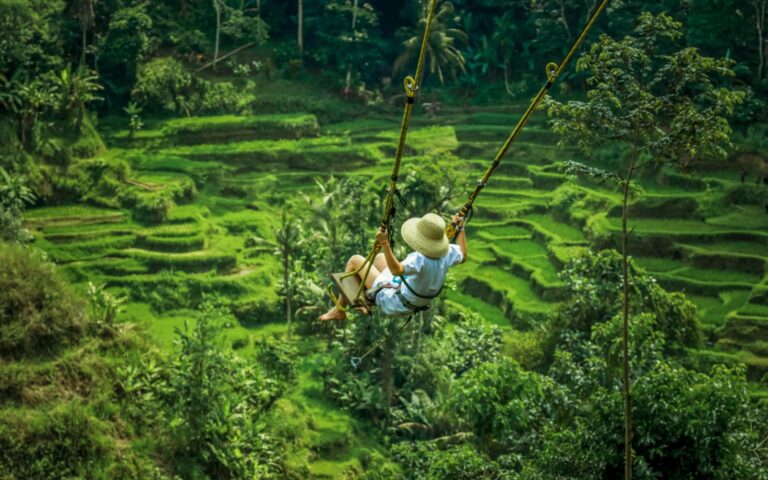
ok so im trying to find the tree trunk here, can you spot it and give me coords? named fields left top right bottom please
left=557, top=0, right=572, bottom=40
left=622, top=133, right=639, bottom=480
left=504, top=62, right=515, bottom=96
left=382, top=337, right=394, bottom=417
left=257, top=0, right=261, bottom=19
left=284, top=255, right=292, bottom=340
left=344, top=0, right=359, bottom=96
left=756, top=0, right=767, bottom=80
left=81, top=25, right=87, bottom=67
left=297, top=0, right=304, bottom=54
left=213, top=0, right=222, bottom=71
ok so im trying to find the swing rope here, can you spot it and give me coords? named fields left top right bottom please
left=337, top=0, right=440, bottom=306
left=447, top=0, right=611, bottom=239
left=351, top=313, right=416, bottom=369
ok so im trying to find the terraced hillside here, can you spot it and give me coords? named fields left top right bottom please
left=27, top=106, right=768, bottom=406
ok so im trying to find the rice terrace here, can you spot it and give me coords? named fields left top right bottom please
left=1, top=0, right=768, bottom=478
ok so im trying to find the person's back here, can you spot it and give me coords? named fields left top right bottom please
left=384, top=246, right=463, bottom=311
left=320, top=213, right=468, bottom=321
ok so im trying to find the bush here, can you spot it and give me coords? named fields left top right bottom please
left=0, top=168, right=35, bottom=243
left=118, top=189, right=175, bottom=224
left=0, top=243, right=86, bottom=358
left=0, top=402, right=110, bottom=479
left=725, top=184, right=768, bottom=206
left=254, top=337, right=298, bottom=386
left=162, top=308, right=281, bottom=478
left=391, top=442, right=499, bottom=480
left=132, top=57, right=193, bottom=114
left=232, top=298, right=281, bottom=325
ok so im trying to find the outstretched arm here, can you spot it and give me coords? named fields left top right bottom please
left=376, top=229, right=404, bottom=276
left=452, top=214, right=468, bottom=263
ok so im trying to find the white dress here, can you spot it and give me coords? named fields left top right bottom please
left=371, top=244, right=464, bottom=317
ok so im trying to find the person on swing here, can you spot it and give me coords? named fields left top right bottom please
left=319, top=213, right=468, bottom=321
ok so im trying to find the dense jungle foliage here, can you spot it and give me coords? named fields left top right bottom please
left=2, top=0, right=768, bottom=478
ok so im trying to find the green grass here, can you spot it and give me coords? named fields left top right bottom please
left=688, top=290, right=752, bottom=328
left=635, top=257, right=686, bottom=273
left=477, top=223, right=531, bottom=240
left=549, top=245, right=589, bottom=266
left=375, top=125, right=458, bottom=154
left=124, top=151, right=228, bottom=175
left=680, top=241, right=768, bottom=257
left=117, top=248, right=237, bottom=272
left=25, top=205, right=121, bottom=219
left=138, top=222, right=204, bottom=237
left=673, top=266, right=763, bottom=285
left=446, top=290, right=511, bottom=328
left=163, top=113, right=319, bottom=133
left=40, top=235, right=138, bottom=263
left=25, top=206, right=124, bottom=225
left=705, top=207, right=768, bottom=230
left=138, top=234, right=206, bottom=252
left=606, top=217, right=768, bottom=236
left=521, top=214, right=587, bottom=243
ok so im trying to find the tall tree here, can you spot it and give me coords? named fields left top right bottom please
left=247, top=207, right=308, bottom=340
left=755, top=0, right=767, bottom=79
left=394, top=0, right=468, bottom=85
left=344, top=0, right=359, bottom=95
left=302, top=177, right=350, bottom=278
left=69, top=0, right=96, bottom=67
left=545, top=12, right=744, bottom=478
left=275, top=207, right=301, bottom=340
left=212, top=0, right=222, bottom=70
left=297, top=0, right=304, bottom=54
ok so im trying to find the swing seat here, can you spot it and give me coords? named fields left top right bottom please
left=331, top=272, right=373, bottom=309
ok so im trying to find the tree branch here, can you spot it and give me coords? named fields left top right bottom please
left=194, top=42, right=256, bottom=73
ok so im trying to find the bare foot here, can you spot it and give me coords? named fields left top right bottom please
left=319, top=307, right=347, bottom=321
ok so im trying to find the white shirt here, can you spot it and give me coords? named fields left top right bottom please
left=373, top=244, right=464, bottom=315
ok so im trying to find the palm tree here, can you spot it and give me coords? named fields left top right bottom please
left=302, top=176, right=349, bottom=276
left=393, top=0, right=468, bottom=85
left=58, top=65, right=102, bottom=133
left=275, top=208, right=302, bottom=340
left=248, top=207, right=306, bottom=340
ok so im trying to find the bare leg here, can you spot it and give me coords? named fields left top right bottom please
left=373, top=252, right=387, bottom=272
left=319, top=255, right=381, bottom=321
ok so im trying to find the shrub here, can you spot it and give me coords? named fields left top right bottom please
left=0, top=168, right=35, bottom=243
left=0, top=243, right=86, bottom=358
left=0, top=402, right=111, bottom=479
left=163, top=308, right=281, bottom=478
left=391, top=442, right=499, bottom=480
left=725, top=184, right=768, bottom=206
left=132, top=57, right=193, bottom=114
left=254, top=337, right=298, bottom=386
left=117, top=189, right=175, bottom=224
left=232, top=298, right=281, bottom=325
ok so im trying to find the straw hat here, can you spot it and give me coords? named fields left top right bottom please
left=401, top=213, right=449, bottom=259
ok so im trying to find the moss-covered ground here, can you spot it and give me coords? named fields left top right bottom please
left=24, top=87, right=768, bottom=473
